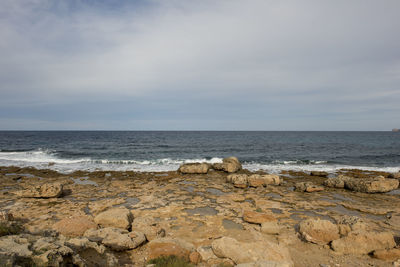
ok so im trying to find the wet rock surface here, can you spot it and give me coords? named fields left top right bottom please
left=0, top=166, right=399, bottom=266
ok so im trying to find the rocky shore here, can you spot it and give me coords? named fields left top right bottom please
left=1, top=158, right=400, bottom=267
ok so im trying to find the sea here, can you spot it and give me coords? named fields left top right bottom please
left=0, top=131, right=399, bottom=174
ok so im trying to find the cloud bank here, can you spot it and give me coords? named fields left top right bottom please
left=0, top=0, right=399, bottom=130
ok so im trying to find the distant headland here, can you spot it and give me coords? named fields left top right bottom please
left=392, top=128, right=400, bottom=132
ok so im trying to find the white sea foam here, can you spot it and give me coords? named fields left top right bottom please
left=0, top=150, right=399, bottom=174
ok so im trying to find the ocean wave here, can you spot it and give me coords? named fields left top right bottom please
left=0, top=149, right=399, bottom=174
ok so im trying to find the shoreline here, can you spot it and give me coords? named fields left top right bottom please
left=1, top=165, right=400, bottom=266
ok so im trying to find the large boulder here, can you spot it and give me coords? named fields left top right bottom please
left=325, top=175, right=399, bottom=193
left=213, top=157, right=242, bottom=173
left=344, top=176, right=399, bottom=193
left=331, top=230, right=395, bottom=254
left=84, top=227, right=146, bottom=251
left=243, top=210, right=276, bottom=224
left=16, top=183, right=63, bottom=198
left=248, top=174, right=280, bottom=187
left=94, top=207, right=133, bottom=230
left=298, top=219, right=340, bottom=245
left=227, top=174, right=248, bottom=188
left=178, top=163, right=210, bottom=174
left=211, top=237, right=293, bottom=265
left=52, top=215, right=97, bottom=237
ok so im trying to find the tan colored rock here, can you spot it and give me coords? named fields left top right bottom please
left=261, top=221, right=280, bottom=235
left=236, top=261, right=293, bottom=267
left=310, top=171, right=328, bottom=177
left=197, top=246, right=217, bottom=261
left=345, top=176, right=399, bottom=193
left=248, top=176, right=266, bottom=187
left=147, top=238, right=194, bottom=260
left=52, top=215, right=97, bottom=237
left=336, top=216, right=366, bottom=236
left=323, top=175, right=350, bottom=188
left=0, top=211, right=14, bottom=221
left=16, top=183, right=63, bottom=198
left=248, top=174, right=280, bottom=187
left=189, top=251, right=202, bottom=264
left=131, top=217, right=165, bottom=241
left=298, top=219, right=340, bottom=245
left=213, top=157, right=242, bottom=173
left=294, top=182, right=324, bottom=193
left=388, top=172, right=400, bottom=179
left=211, top=237, right=293, bottom=265
left=84, top=227, right=146, bottom=251
left=372, top=248, right=400, bottom=261
left=331, top=230, right=395, bottom=254
left=178, top=163, right=210, bottom=174
left=227, top=174, right=248, bottom=188
left=243, top=210, right=276, bottom=224
left=94, top=207, right=133, bottom=230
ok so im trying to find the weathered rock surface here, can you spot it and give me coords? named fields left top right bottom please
left=211, top=236, right=293, bottom=265
left=310, top=171, right=328, bottom=177
left=248, top=174, right=280, bottom=187
left=243, top=210, right=276, bottom=224
left=336, top=216, right=367, bottom=236
left=16, top=183, right=63, bottom=198
left=388, top=172, right=400, bottom=179
left=213, top=157, right=242, bottom=173
left=131, top=216, right=165, bottom=241
left=84, top=227, right=146, bottom=251
left=298, top=219, right=340, bottom=245
left=372, top=248, right=400, bottom=261
left=324, top=175, right=399, bottom=193
left=261, top=221, right=280, bottom=235
left=53, top=215, right=97, bottom=237
left=178, top=163, right=210, bottom=174
left=331, top=231, right=395, bottom=254
left=294, top=182, right=324, bottom=193
left=147, top=238, right=195, bottom=260
left=227, top=174, right=248, bottom=188
left=94, top=207, right=133, bottom=229
left=236, top=261, right=293, bottom=267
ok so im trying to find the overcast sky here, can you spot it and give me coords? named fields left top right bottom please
left=0, top=0, right=399, bottom=130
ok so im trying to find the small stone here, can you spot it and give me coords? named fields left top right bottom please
left=178, top=163, right=210, bottom=174
left=243, top=210, right=276, bottom=224
left=298, top=219, right=340, bottom=245
left=189, top=251, right=202, bottom=264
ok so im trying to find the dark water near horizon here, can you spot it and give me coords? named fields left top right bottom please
left=0, top=131, right=399, bottom=173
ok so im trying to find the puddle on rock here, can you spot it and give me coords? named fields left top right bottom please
left=184, top=186, right=195, bottom=193
left=181, top=181, right=197, bottom=185
left=6, top=173, right=36, bottom=178
left=206, top=188, right=225, bottom=196
left=222, top=219, right=244, bottom=230
left=332, top=193, right=354, bottom=202
left=386, top=189, right=400, bottom=196
left=184, top=206, right=218, bottom=216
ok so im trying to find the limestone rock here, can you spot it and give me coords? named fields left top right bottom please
left=197, top=246, right=217, bottom=261
left=298, top=219, right=340, bottom=245
left=53, top=215, right=97, bottom=237
left=236, top=261, right=293, bottom=267
left=294, top=182, right=324, bottom=193
left=131, top=217, right=165, bottom=241
left=16, top=183, right=63, bottom=198
left=31, top=236, right=74, bottom=267
left=310, top=171, right=328, bottom=177
left=84, top=227, right=146, bottom=251
left=372, top=248, right=400, bottom=261
left=189, top=251, right=202, bottom=264
left=388, top=172, right=400, bottom=179
left=336, top=216, right=366, bottom=236
left=331, top=230, right=395, bottom=254
left=248, top=174, right=280, bottom=187
left=213, top=157, right=242, bottom=173
left=65, top=237, right=105, bottom=254
left=147, top=238, right=195, bottom=260
left=178, top=163, right=210, bottom=174
left=0, top=211, right=14, bottom=221
left=324, top=175, right=398, bottom=193
left=345, top=176, right=399, bottom=193
left=211, top=236, right=293, bottom=265
left=243, top=210, right=276, bottom=224
left=0, top=235, right=32, bottom=258
left=261, top=221, right=280, bottom=235
left=227, top=174, right=248, bottom=188
left=94, top=207, right=133, bottom=229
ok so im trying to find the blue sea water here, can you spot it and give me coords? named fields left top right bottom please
left=0, top=131, right=399, bottom=173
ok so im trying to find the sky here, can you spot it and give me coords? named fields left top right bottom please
left=0, top=0, right=399, bottom=130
